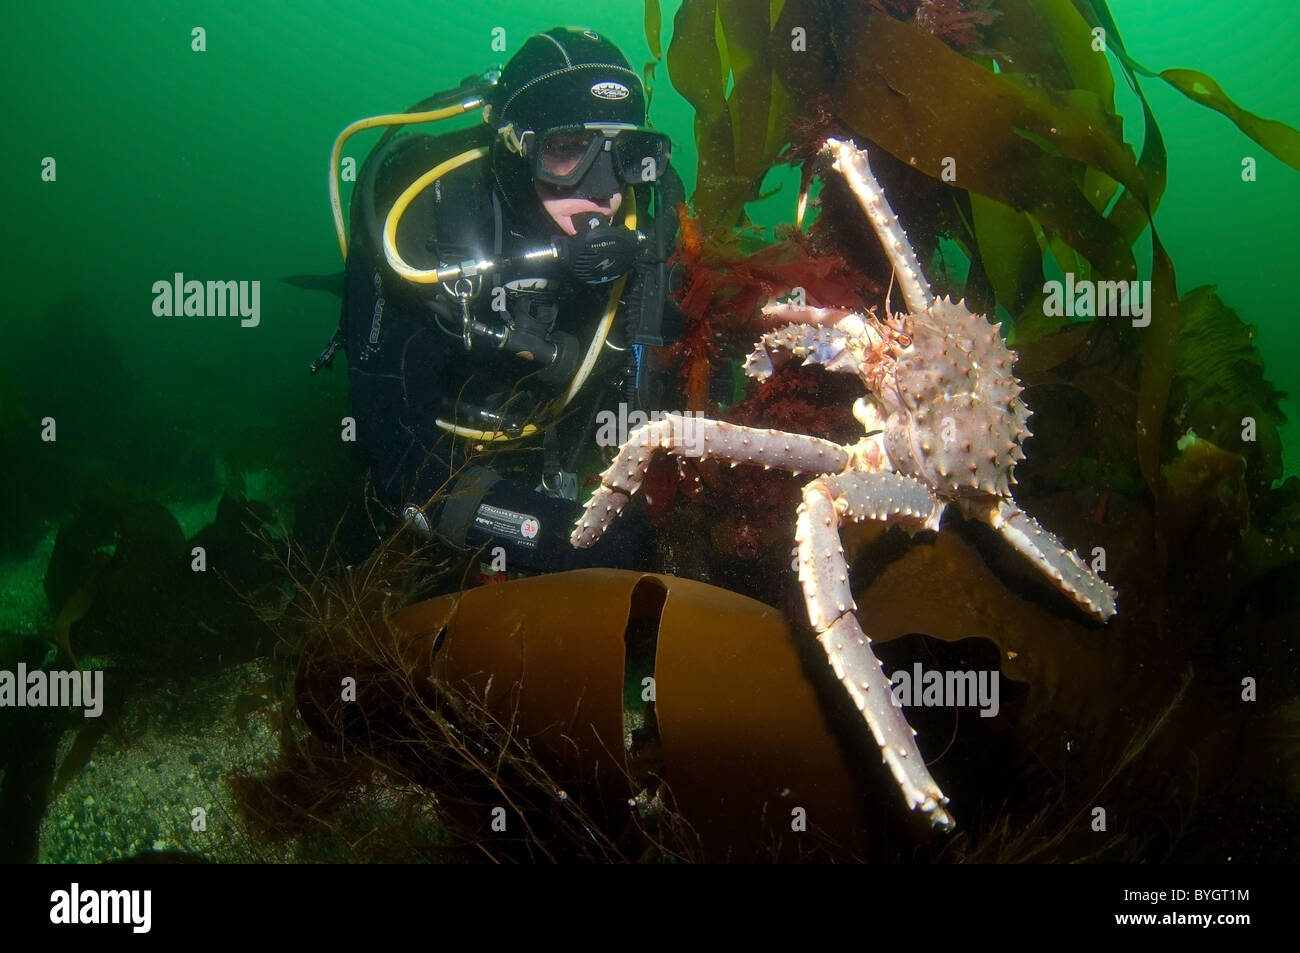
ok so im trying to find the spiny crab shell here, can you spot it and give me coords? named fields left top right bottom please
left=745, top=296, right=1031, bottom=499
left=883, top=298, right=1031, bottom=497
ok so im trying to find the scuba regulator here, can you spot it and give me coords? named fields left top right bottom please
left=426, top=206, right=655, bottom=350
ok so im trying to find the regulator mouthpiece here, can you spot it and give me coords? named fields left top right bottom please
left=564, top=221, right=641, bottom=284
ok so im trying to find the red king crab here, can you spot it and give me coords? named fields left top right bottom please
left=572, top=138, right=1117, bottom=830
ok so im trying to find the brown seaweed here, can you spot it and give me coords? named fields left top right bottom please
left=297, top=567, right=888, bottom=860
left=659, top=0, right=1300, bottom=334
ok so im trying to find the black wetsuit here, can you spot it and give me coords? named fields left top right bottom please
left=340, top=123, right=680, bottom=571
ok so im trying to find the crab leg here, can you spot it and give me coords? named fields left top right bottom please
left=797, top=472, right=954, bottom=829
left=571, top=415, right=852, bottom=548
left=957, top=498, right=1118, bottom=620
left=827, top=470, right=946, bottom=533
left=759, top=302, right=862, bottom=327
left=822, top=138, right=934, bottom=315
left=743, top=323, right=863, bottom=381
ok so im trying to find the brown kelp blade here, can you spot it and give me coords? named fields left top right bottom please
left=834, top=8, right=1140, bottom=283
left=301, top=569, right=878, bottom=859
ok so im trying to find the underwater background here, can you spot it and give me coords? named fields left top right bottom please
left=1, top=0, right=1298, bottom=863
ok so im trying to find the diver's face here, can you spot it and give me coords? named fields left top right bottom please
left=536, top=183, right=622, bottom=236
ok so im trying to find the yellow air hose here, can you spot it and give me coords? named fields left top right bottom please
left=382, top=147, right=492, bottom=283
left=329, top=98, right=485, bottom=259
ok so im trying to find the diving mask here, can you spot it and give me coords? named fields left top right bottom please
left=500, top=122, right=671, bottom=189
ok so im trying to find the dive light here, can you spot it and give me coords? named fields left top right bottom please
left=431, top=218, right=646, bottom=288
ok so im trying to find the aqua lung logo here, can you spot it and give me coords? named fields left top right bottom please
left=590, top=81, right=630, bottom=101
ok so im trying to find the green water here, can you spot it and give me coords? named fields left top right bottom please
left=1112, top=0, right=1300, bottom=462
left=2, top=1, right=1295, bottom=498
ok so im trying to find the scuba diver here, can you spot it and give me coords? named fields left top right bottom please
left=315, top=27, right=685, bottom=573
